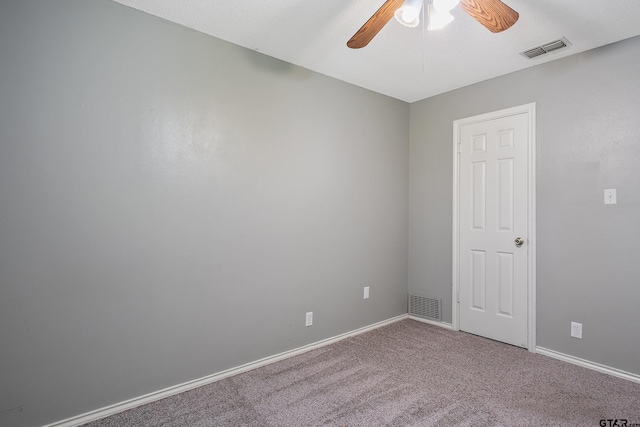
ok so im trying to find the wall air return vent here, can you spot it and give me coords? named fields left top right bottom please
left=409, top=294, right=442, bottom=321
left=521, top=37, right=571, bottom=59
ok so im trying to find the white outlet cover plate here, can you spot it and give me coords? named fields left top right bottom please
left=305, top=312, right=313, bottom=327
left=571, top=321, right=582, bottom=339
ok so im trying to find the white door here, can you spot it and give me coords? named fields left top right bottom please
left=457, top=111, right=530, bottom=348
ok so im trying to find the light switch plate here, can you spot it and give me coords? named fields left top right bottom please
left=604, top=189, right=617, bottom=205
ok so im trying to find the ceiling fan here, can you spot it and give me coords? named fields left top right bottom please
left=347, top=0, right=519, bottom=49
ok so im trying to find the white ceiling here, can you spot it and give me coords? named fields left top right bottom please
left=111, top=0, right=640, bottom=103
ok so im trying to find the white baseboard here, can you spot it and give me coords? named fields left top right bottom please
left=44, top=314, right=408, bottom=427
left=408, top=315, right=454, bottom=330
left=536, top=347, right=640, bottom=384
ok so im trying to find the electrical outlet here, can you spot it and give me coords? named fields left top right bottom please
left=363, top=287, right=370, bottom=299
left=571, top=321, right=582, bottom=339
left=305, top=312, right=313, bottom=327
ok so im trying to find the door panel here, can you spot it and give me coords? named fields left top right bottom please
left=497, top=158, right=513, bottom=231
left=497, top=251, right=514, bottom=317
left=471, top=250, right=486, bottom=311
left=472, top=161, right=486, bottom=230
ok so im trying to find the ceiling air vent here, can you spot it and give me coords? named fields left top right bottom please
left=521, top=37, right=571, bottom=59
left=522, top=47, right=547, bottom=59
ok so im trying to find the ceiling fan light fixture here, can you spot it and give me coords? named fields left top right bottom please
left=427, top=3, right=454, bottom=30
left=394, top=0, right=423, bottom=28
left=347, top=0, right=519, bottom=49
left=432, top=0, right=460, bottom=11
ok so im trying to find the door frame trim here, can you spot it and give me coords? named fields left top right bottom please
left=452, top=103, right=537, bottom=352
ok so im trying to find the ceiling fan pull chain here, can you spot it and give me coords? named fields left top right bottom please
left=422, top=1, right=426, bottom=73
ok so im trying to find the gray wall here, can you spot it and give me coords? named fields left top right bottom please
left=410, top=36, right=640, bottom=374
left=0, top=1, right=409, bottom=426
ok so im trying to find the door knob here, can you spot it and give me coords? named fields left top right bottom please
left=515, top=237, right=524, bottom=247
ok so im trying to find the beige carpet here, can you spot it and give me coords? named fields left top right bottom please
left=84, top=319, right=640, bottom=426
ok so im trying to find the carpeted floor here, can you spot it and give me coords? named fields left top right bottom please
left=84, top=319, right=640, bottom=426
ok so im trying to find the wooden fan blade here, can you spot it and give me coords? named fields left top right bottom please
left=459, top=0, right=519, bottom=33
left=347, top=0, right=405, bottom=49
